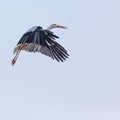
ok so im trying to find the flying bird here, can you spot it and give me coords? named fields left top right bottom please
left=12, top=24, right=69, bottom=65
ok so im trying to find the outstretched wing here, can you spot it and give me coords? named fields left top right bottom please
left=16, top=28, right=69, bottom=62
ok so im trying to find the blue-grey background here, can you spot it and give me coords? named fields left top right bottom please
left=0, top=0, right=120, bottom=120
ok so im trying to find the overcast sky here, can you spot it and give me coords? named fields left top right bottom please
left=0, top=0, right=120, bottom=120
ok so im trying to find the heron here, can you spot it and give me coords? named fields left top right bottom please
left=11, top=24, right=69, bottom=65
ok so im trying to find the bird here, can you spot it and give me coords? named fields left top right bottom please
left=11, top=24, right=69, bottom=65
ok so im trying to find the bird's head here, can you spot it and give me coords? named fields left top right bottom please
left=47, top=24, right=67, bottom=30
left=52, top=24, right=67, bottom=29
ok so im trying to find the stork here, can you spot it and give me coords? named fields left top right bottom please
left=12, top=24, right=69, bottom=65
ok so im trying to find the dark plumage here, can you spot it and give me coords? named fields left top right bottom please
left=12, top=24, right=69, bottom=65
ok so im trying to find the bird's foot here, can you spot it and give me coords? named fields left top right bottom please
left=11, top=59, right=16, bottom=66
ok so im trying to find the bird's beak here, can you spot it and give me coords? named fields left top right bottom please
left=56, top=25, right=67, bottom=29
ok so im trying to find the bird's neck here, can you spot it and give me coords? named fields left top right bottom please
left=47, top=25, right=54, bottom=30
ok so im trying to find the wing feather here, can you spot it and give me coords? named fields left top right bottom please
left=16, top=27, right=69, bottom=62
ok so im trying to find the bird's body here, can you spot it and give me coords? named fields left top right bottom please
left=12, top=24, right=69, bottom=65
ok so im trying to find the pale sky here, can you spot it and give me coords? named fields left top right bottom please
left=0, top=0, right=120, bottom=120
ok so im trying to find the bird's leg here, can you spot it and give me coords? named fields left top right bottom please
left=11, top=43, right=28, bottom=65
left=11, top=49, right=21, bottom=65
